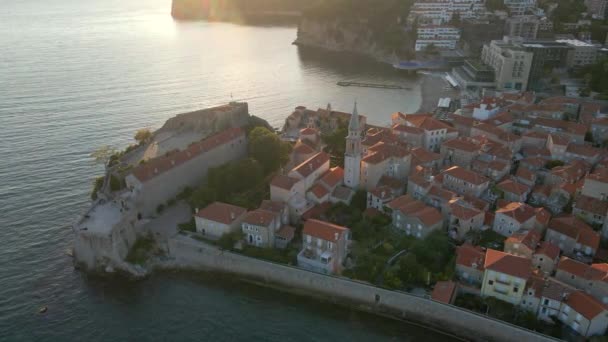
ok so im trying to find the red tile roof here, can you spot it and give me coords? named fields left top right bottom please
left=574, top=193, right=608, bottom=216
left=411, top=147, right=441, bottom=164
left=443, top=166, right=489, bottom=186
left=291, top=152, right=330, bottom=178
left=557, top=257, right=608, bottom=282
left=505, top=229, right=541, bottom=251
left=497, top=179, right=531, bottom=196
left=310, top=183, right=330, bottom=199
left=515, top=167, right=536, bottom=182
left=456, top=244, right=485, bottom=269
left=319, top=167, right=344, bottom=189
left=300, top=127, right=318, bottom=135
left=450, top=202, right=483, bottom=220
left=196, top=202, right=247, bottom=225
left=259, top=200, right=286, bottom=214
left=293, top=143, right=315, bottom=155
left=242, top=209, right=277, bottom=227
left=442, top=137, right=480, bottom=152
left=565, top=291, right=607, bottom=320
left=131, top=127, right=244, bottom=182
left=566, top=143, right=603, bottom=158
left=392, top=124, right=424, bottom=134
left=484, top=249, right=532, bottom=279
left=431, top=281, right=456, bottom=304
left=535, top=241, right=560, bottom=260
left=495, top=202, right=536, bottom=224
left=270, top=175, right=299, bottom=190
left=388, top=195, right=443, bottom=226
left=303, top=219, right=348, bottom=242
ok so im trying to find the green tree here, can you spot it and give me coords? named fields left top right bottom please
left=398, top=253, right=426, bottom=285
left=248, top=127, right=286, bottom=173
left=134, top=128, right=152, bottom=144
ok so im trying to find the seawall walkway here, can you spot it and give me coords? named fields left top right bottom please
left=162, top=234, right=559, bottom=342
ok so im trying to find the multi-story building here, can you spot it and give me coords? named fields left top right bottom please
left=504, top=229, right=541, bottom=259
left=521, top=41, right=572, bottom=90
left=125, top=127, right=247, bottom=216
left=460, top=17, right=506, bottom=56
left=493, top=202, right=537, bottom=237
left=394, top=113, right=458, bottom=152
left=297, top=219, right=350, bottom=275
left=442, top=166, right=490, bottom=197
left=585, top=0, right=607, bottom=19
left=559, top=291, right=608, bottom=337
left=481, top=38, right=533, bottom=91
left=532, top=242, right=560, bottom=275
left=415, top=25, right=461, bottom=51
left=504, top=16, right=539, bottom=39
left=388, top=195, right=444, bottom=239
left=581, top=171, right=608, bottom=201
left=555, top=257, right=608, bottom=305
left=409, top=0, right=485, bottom=25
left=544, top=215, right=600, bottom=258
left=448, top=201, right=485, bottom=239
left=455, top=243, right=486, bottom=285
left=195, top=202, right=248, bottom=239
left=481, top=249, right=532, bottom=305
left=556, top=39, right=599, bottom=67
left=440, top=136, right=481, bottom=167
left=504, top=0, right=536, bottom=16
left=451, top=59, right=496, bottom=94
left=241, top=209, right=281, bottom=248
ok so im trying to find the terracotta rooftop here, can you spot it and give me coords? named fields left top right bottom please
left=586, top=169, right=608, bottom=184
left=505, top=229, right=541, bottom=251
left=441, top=137, right=480, bottom=152
left=535, top=118, right=588, bottom=136
left=303, top=219, right=348, bottom=242
left=565, top=291, right=608, bottom=320
left=484, top=249, right=532, bottom=280
left=310, top=183, right=330, bottom=199
left=497, top=179, right=531, bottom=196
left=558, top=257, right=608, bottom=282
left=242, top=209, right=277, bottom=227
left=549, top=133, right=571, bottom=146
left=448, top=113, right=478, bottom=127
left=515, top=166, right=536, bottom=182
left=131, top=127, right=244, bottom=183
left=431, top=281, right=456, bottom=304
left=541, top=277, right=574, bottom=301
left=270, top=174, right=299, bottom=190
left=523, top=131, right=548, bottom=140
left=549, top=215, right=593, bottom=239
left=456, top=244, right=485, bottom=270
left=392, top=123, right=424, bottom=134
left=495, top=202, right=536, bottom=224
left=369, top=185, right=395, bottom=201
left=411, top=147, right=441, bottom=164
left=259, top=200, right=286, bottom=214
left=300, top=127, right=318, bottom=135
left=196, top=202, right=247, bottom=225
left=450, top=202, right=483, bottom=220
left=293, top=142, right=315, bottom=155
left=566, top=143, right=603, bottom=158
left=535, top=241, right=560, bottom=260
left=574, top=193, right=608, bottom=216
left=388, top=195, right=442, bottom=226
left=405, top=114, right=452, bottom=131
left=362, top=142, right=409, bottom=165
left=291, top=152, right=330, bottom=178
left=319, top=167, right=344, bottom=189
left=331, top=186, right=354, bottom=201
left=443, top=166, right=489, bottom=186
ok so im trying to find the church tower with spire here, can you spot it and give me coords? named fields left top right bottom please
left=344, top=102, right=362, bottom=189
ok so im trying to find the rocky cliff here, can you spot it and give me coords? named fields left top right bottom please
left=294, top=19, right=397, bottom=64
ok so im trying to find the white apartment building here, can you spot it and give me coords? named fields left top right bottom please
left=416, top=25, right=461, bottom=51
left=410, top=0, right=485, bottom=24
left=481, top=38, right=533, bottom=91
left=504, top=0, right=537, bottom=16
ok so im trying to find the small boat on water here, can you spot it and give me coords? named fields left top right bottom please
left=39, top=306, right=48, bottom=314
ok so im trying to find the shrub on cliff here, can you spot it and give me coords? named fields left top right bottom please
left=134, top=128, right=152, bottom=144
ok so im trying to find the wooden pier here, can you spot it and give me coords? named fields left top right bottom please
left=337, top=81, right=409, bottom=90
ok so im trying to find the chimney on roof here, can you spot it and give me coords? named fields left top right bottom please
left=334, top=232, right=339, bottom=240
left=230, top=212, right=235, bottom=220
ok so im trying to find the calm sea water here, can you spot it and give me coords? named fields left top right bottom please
left=0, top=0, right=452, bottom=340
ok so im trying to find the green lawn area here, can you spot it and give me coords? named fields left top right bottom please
left=125, top=235, right=158, bottom=265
